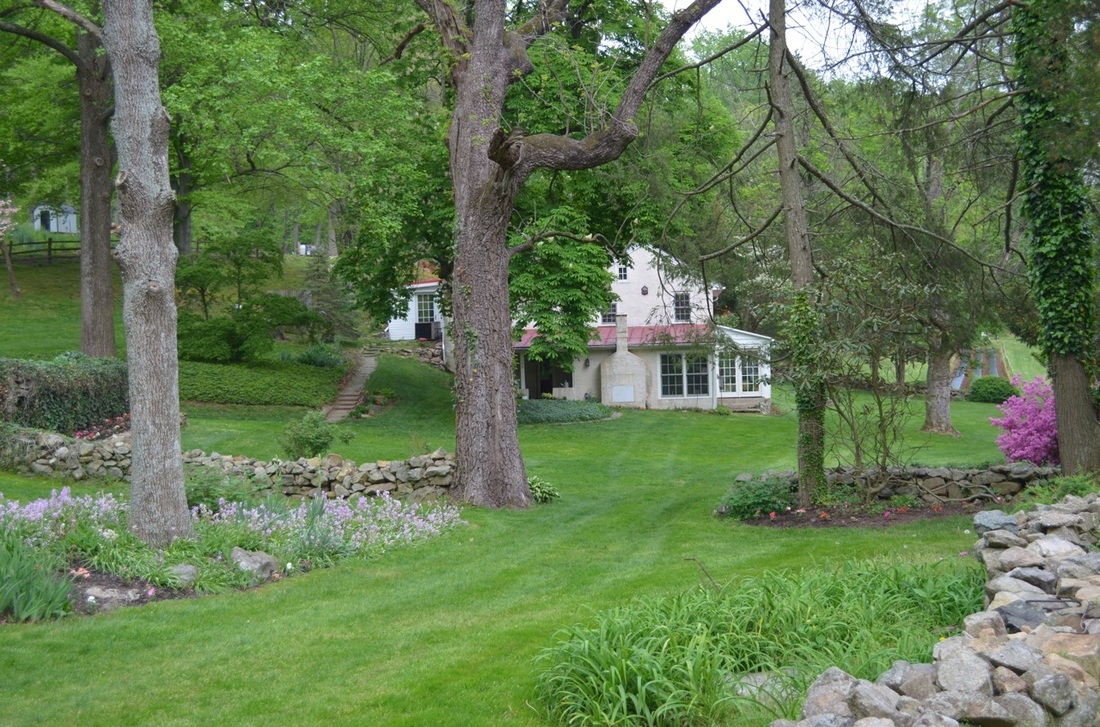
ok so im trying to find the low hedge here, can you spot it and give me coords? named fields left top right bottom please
left=0, top=353, right=128, bottom=434
left=968, top=376, right=1019, bottom=404
left=517, top=399, right=611, bottom=425
left=179, top=359, right=348, bottom=406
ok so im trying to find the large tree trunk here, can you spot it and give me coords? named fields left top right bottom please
left=446, top=9, right=529, bottom=507
left=104, top=0, right=193, bottom=546
left=1015, top=0, right=1100, bottom=476
left=922, top=340, right=959, bottom=436
left=1050, top=354, right=1100, bottom=475
left=77, top=31, right=118, bottom=358
left=769, top=0, right=825, bottom=506
left=415, top=0, right=719, bottom=506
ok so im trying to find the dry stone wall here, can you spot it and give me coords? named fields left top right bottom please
left=735, top=463, right=1058, bottom=503
left=4, top=430, right=456, bottom=502
left=771, top=495, right=1100, bottom=727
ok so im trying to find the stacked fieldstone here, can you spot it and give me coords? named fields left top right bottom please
left=771, top=495, right=1100, bottom=727
left=734, top=463, right=1057, bottom=504
left=388, top=343, right=447, bottom=371
left=6, top=430, right=456, bottom=502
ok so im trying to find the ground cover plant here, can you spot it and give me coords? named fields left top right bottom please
left=178, top=358, right=349, bottom=407
left=0, top=483, right=462, bottom=623
left=516, top=398, right=611, bottom=425
left=537, top=557, right=984, bottom=725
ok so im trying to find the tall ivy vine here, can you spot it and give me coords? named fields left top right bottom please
left=1015, top=0, right=1097, bottom=363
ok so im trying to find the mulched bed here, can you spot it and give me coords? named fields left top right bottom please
left=66, top=566, right=201, bottom=616
left=741, top=501, right=983, bottom=529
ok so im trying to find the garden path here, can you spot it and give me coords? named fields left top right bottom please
left=323, top=348, right=379, bottom=421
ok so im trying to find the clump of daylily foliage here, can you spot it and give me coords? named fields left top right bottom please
left=0, top=485, right=463, bottom=622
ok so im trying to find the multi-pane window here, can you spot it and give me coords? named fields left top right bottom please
left=718, top=355, right=738, bottom=393
left=601, top=302, right=618, bottom=324
left=617, top=264, right=629, bottom=281
left=660, top=353, right=709, bottom=397
left=660, top=354, right=684, bottom=396
left=718, top=354, right=763, bottom=394
left=673, top=292, right=691, bottom=323
left=416, top=294, right=436, bottom=324
left=741, top=357, right=761, bottom=392
left=685, top=355, right=709, bottom=395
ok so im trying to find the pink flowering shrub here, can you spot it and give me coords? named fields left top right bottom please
left=989, top=375, right=1059, bottom=465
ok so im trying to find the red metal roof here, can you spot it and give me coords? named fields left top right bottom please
left=514, top=324, right=710, bottom=350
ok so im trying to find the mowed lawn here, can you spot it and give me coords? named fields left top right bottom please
left=1, top=264, right=1002, bottom=725
left=1, top=360, right=994, bottom=726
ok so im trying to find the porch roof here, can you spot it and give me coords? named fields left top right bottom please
left=514, top=324, right=710, bottom=351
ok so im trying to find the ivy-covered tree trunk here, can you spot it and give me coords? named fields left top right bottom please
left=104, top=0, right=193, bottom=546
left=414, top=0, right=719, bottom=506
left=769, top=0, right=825, bottom=506
left=1015, top=0, right=1100, bottom=475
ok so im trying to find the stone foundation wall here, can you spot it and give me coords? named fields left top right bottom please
left=771, top=495, right=1100, bottom=727
left=4, top=430, right=456, bottom=502
left=735, top=463, right=1059, bottom=503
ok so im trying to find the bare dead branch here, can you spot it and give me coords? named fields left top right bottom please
left=699, top=206, right=782, bottom=262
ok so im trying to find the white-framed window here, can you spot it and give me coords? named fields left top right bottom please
left=660, top=353, right=709, bottom=397
left=601, top=302, right=618, bottom=324
left=617, top=264, right=629, bottom=281
left=718, top=355, right=738, bottom=393
left=416, top=294, right=436, bottom=324
left=741, top=357, right=761, bottom=392
left=673, top=292, right=691, bottom=323
left=718, top=354, right=763, bottom=395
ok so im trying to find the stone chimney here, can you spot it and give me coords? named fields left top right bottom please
left=616, top=313, right=628, bottom=353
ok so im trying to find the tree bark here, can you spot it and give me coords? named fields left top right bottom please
left=769, top=0, right=825, bottom=506
left=1050, top=354, right=1100, bottom=475
left=104, top=0, right=193, bottom=546
left=172, top=143, right=193, bottom=255
left=922, top=340, right=959, bottom=436
left=2, top=237, right=20, bottom=299
left=77, top=31, right=118, bottom=357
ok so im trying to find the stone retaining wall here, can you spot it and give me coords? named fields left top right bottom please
left=4, top=430, right=456, bottom=502
left=386, top=343, right=448, bottom=371
left=735, top=463, right=1059, bottom=504
left=771, top=495, right=1100, bottom=727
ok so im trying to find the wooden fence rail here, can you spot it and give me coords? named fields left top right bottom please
left=6, top=238, right=83, bottom=264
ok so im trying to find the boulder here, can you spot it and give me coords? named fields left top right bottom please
left=229, top=547, right=279, bottom=581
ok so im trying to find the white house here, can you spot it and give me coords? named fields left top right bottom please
left=387, top=248, right=772, bottom=411
left=386, top=279, right=444, bottom=342
left=514, top=246, right=772, bottom=411
left=31, top=204, right=78, bottom=234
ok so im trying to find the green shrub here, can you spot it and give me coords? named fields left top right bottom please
left=279, top=411, right=353, bottom=459
left=967, top=376, right=1019, bottom=404
left=177, top=314, right=272, bottom=364
left=536, top=558, right=984, bottom=726
left=517, top=399, right=610, bottom=425
left=0, top=353, right=128, bottom=434
left=179, top=360, right=346, bottom=406
left=715, top=478, right=796, bottom=520
left=185, top=467, right=262, bottom=512
left=1014, top=474, right=1099, bottom=509
left=296, top=344, right=347, bottom=369
left=0, top=532, right=73, bottom=622
left=528, top=475, right=561, bottom=504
